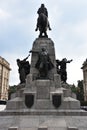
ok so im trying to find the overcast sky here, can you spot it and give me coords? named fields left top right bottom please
left=0, top=0, right=87, bottom=86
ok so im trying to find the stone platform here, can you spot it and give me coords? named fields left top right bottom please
left=6, top=79, right=80, bottom=110
left=0, top=109, right=87, bottom=116
left=0, top=111, right=87, bottom=130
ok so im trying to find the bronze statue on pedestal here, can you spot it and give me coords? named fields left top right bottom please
left=35, top=4, right=51, bottom=38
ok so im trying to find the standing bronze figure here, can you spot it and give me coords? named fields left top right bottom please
left=35, top=48, right=54, bottom=78
left=30, top=48, right=54, bottom=79
left=56, top=58, right=73, bottom=82
left=16, top=55, right=30, bottom=84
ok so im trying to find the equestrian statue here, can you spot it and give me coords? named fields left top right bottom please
left=35, top=4, right=51, bottom=38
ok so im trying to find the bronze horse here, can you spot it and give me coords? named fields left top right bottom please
left=35, top=13, right=51, bottom=38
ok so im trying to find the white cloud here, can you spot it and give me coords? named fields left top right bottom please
left=67, top=59, right=83, bottom=85
left=61, top=0, right=87, bottom=6
left=0, top=8, right=11, bottom=19
left=73, top=19, right=87, bottom=41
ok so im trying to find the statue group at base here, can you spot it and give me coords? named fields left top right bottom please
left=12, top=36, right=79, bottom=111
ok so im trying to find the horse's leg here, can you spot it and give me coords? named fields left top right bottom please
left=48, top=21, right=52, bottom=30
left=39, top=30, right=43, bottom=38
left=44, top=30, right=48, bottom=38
left=35, top=18, right=39, bottom=31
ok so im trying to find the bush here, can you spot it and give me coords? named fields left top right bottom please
left=81, top=101, right=87, bottom=106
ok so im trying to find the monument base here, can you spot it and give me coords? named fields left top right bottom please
left=6, top=79, right=80, bottom=110
left=3, top=37, right=85, bottom=129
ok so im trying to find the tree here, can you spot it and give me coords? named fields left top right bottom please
left=76, top=80, right=84, bottom=101
left=71, top=84, right=77, bottom=93
left=8, top=85, right=17, bottom=100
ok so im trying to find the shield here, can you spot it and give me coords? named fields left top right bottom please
left=52, top=94, right=61, bottom=108
left=25, top=94, right=34, bottom=108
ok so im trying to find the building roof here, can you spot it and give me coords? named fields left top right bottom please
left=0, top=56, right=11, bottom=70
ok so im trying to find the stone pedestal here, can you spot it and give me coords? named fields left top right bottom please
left=36, top=80, right=50, bottom=99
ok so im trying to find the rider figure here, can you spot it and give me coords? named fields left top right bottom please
left=37, top=4, right=48, bottom=17
left=35, top=4, right=51, bottom=31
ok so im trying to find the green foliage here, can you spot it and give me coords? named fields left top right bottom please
left=76, top=80, right=84, bottom=101
left=71, top=84, right=77, bottom=93
left=8, top=85, right=17, bottom=100
left=81, top=101, right=87, bottom=106
left=71, top=80, right=84, bottom=102
left=8, top=85, right=17, bottom=94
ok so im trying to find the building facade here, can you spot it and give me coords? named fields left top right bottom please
left=0, top=56, right=10, bottom=100
left=81, top=59, right=87, bottom=101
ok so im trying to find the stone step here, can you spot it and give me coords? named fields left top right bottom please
left=67, top=126, right=78, bottom=130
left=0, top=109, right=87, bottom=116
left=8, top=127, right=18, bottom=130
left=38, top=126, right=48, bottom=130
